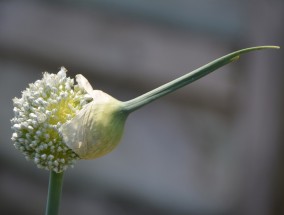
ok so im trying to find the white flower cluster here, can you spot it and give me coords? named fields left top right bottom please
left=11, top=67, right=92, bottom=172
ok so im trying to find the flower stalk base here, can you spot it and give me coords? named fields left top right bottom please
left=45, top=171, right=64, bottom=215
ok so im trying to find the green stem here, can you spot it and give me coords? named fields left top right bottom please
left=45, top=171, right=64, bottom=215
left=122, top=46, right=279, bottom=113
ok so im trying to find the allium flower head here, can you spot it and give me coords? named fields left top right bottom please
left=11, top=67, right=91, bottom=172
left=10, top=46, right=278, bottom=173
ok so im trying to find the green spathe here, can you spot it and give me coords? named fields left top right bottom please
left=60, top=90, right=126, bottom=159
left=60, top=46, right=279, bottom=159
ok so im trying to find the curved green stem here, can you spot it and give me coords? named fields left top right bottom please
left=45, top=171, right=64, bottom=215
left=123, top=46, right=279, bottom=113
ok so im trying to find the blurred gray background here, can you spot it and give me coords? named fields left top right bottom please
left=0, top=0, right=283, bottom=215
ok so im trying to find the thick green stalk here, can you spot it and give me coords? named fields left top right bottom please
left=122, top=46, right=279, bottom=113
left=45, top=171, right=64, bottom=215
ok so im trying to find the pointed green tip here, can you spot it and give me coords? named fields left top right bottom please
left=233, top=46, right=280, bottom=55
left=229, top=46, right=279, bottom=63
left=257, top=45, right=280, bottom=49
